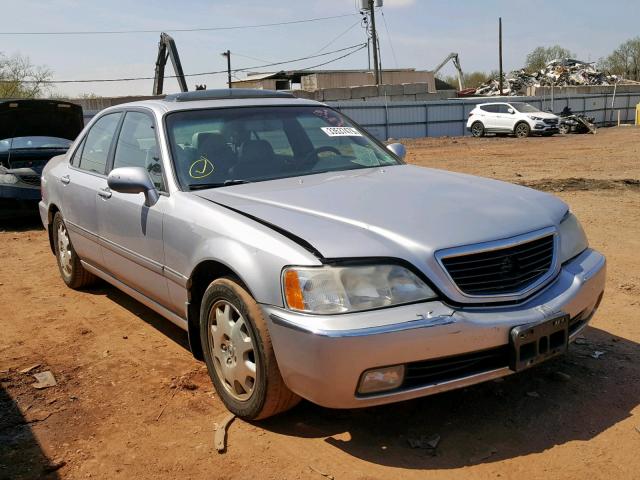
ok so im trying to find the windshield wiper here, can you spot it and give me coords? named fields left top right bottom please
left=188, top=179, right=251, bottom=190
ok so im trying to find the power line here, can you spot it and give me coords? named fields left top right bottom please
left=231, top=52, right=274, bottom=64
left=0, top=43, right=367, bottom=84
left=380, top=10, right=399, bottom=69
left=312, top=19, right=362, bottom=55
left=299, top=44, right=368, bottom=71
left=0, top=13, right=358, bottom=36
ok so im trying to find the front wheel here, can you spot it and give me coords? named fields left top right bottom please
left=559, top=123, right=571, bottom=135
left=470, top=121, right=485, bottom=137
left=200, top=277, right=300, bottom=420
left=514, top=122, right=531, bottom=138
left=52, top=212, right=96, bottom=289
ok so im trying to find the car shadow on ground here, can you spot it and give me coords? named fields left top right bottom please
left=84, top=283, right=191, bottom=353
left=0, top=384, right=60, bottom=479
left=259, top=326, right=640, bottom=469
left=0, top=207, right=43, bottom=232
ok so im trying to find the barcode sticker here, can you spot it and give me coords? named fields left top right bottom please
left=320, top=127, right=362, bottom=137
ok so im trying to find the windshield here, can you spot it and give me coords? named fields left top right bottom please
left=510, top=102, right=540, bottom=113
left=165, top=106, right=401, bottom=190
left=0, top=136, right=72, bottom=152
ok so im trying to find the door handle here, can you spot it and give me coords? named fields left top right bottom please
left=60, top=175, right=70, bottom=185
left=97, top=187, right=112, bottom=199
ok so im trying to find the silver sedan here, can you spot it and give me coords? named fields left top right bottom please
left=39, top=89, right=606, bottom=419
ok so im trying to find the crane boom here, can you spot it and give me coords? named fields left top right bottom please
left=153, top=32, right=188, bottom=95
left=432, top=52, right=465, bottom=91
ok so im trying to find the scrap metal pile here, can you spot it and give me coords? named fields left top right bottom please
left=475, top=59, right=622, bottom=96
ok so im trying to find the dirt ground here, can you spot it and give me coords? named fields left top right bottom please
left=1, top=127, right=639, bottom=480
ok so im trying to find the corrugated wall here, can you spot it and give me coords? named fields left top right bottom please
left=328, top=92, right=640, bottom=140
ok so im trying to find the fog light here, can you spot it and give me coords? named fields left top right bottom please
left=358, top=365, right=405, bottom=395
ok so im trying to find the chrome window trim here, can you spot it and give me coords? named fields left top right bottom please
left=434, top=226, right=559, bottom=303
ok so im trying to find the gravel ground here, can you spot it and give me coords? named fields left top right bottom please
left=1, top=126, right=639, bottom=480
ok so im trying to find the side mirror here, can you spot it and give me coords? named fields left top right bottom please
left=386, top=143, right=407, bottom=160
left=507, top=108, right=515, bottom=114
left=107, top=167, right=159, bottom=207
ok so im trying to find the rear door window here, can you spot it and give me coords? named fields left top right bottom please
left=480, top=105, right=499, bottom=113
left=77, top=113, right=122, bottom=175
left=69, top=138, right=86, bottom=166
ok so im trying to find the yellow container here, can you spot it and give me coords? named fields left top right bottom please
left=637, top=103, right=640, bottom=125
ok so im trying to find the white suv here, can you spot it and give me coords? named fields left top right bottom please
left=467, top=102, right=560, bottom=138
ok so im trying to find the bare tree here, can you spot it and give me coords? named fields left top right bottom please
left=524, top=46, right=575, bottom=73
left=439, top=71, right=492, bottom=90
left=600, top=37, right=640, bottom=81
left=0, top=53, right=53, bottom=98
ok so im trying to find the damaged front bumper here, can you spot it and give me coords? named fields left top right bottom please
left=264, top=248, right=606, bottom=409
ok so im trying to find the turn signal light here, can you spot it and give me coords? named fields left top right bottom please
left=283, top=269, right=305, bottom=310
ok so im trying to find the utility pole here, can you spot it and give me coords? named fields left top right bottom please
left=221, top=50, right=231, bottom=88
left=498, top=17, right=503, bottom=96
left=368, top=0, right=381, bottom=85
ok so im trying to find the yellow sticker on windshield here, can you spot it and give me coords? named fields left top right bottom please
left=189, top=156, right=215, bottom=179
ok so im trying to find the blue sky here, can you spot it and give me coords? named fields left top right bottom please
left=1, top=0, right=638, bottom=97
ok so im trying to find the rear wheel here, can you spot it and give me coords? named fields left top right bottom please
left=200, top=277, right=300, bottom=420
left=471, top=121, right=485, bottom=137
left=514, top=122, right=531, bottom=138
left=52, top=212, right=96, bottom=289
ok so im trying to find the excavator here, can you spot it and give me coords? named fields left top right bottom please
left=432, top=52, right=465, bottom=91
left=153, top=32, right=197, bottom=95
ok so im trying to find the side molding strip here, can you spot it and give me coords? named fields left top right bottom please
left=81, top=260, right=189, bottom=331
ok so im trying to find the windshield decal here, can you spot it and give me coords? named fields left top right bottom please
left=320, top=127, right=362, bottom=137
left=312, top=108, right=345, bottom=127
left=189, top=156, right=215, bottom=179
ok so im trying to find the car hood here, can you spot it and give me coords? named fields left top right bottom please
left=0, top=100, right=83, bottom=142
left=194, top=165, right=568, bottom=263
left=527, top=111, right=558, bottom=120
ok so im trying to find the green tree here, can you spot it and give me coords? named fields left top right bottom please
left=524, top=45, right=575, bottom=72
left=0, top=53, right=52, bottom=98
left=600, top=37, right=640, bottom=81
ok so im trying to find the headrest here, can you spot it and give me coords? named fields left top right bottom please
left=239, top=140, right=274, bottom=163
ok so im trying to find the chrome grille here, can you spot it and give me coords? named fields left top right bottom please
left=18, top=175, right=41, bottom=186
left=543, top=118, right=559, bottom=125
left=441, top=234, right=555, bottom=296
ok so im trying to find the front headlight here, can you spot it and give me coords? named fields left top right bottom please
left=529, top=115, right=543, bottom=121
left=558, top=211, right=588, bottom=263
left=282, top=264, right=437, bottom=314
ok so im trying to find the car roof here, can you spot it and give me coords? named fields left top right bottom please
left=475, top=102, right=511, bottom=106
left=98, top=89, right=323, bottom=116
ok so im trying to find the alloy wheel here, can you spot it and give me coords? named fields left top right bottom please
left=57, top=222, right=73, bottom=277
left=208, top=300, right=257, bottom=401
left=515, top=123, right=530, bottom=138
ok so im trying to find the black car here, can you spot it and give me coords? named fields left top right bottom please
left=0, top=99, right=83, bottom=213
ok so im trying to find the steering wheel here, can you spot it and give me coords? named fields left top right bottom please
left=303, top=146, right=342, bottom=163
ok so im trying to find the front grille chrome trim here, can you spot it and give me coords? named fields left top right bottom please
left=435, top=226, right=559, bottom=302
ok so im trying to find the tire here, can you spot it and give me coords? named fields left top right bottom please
left=471, top=121, right=485, bottom=137
left=200, top=277, right=300, bottom=420
left=514, top=122, right=531, bottom=138
left=52, top=212, right=96, bottom=289
left=559, top=124, right=571, bottom=135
